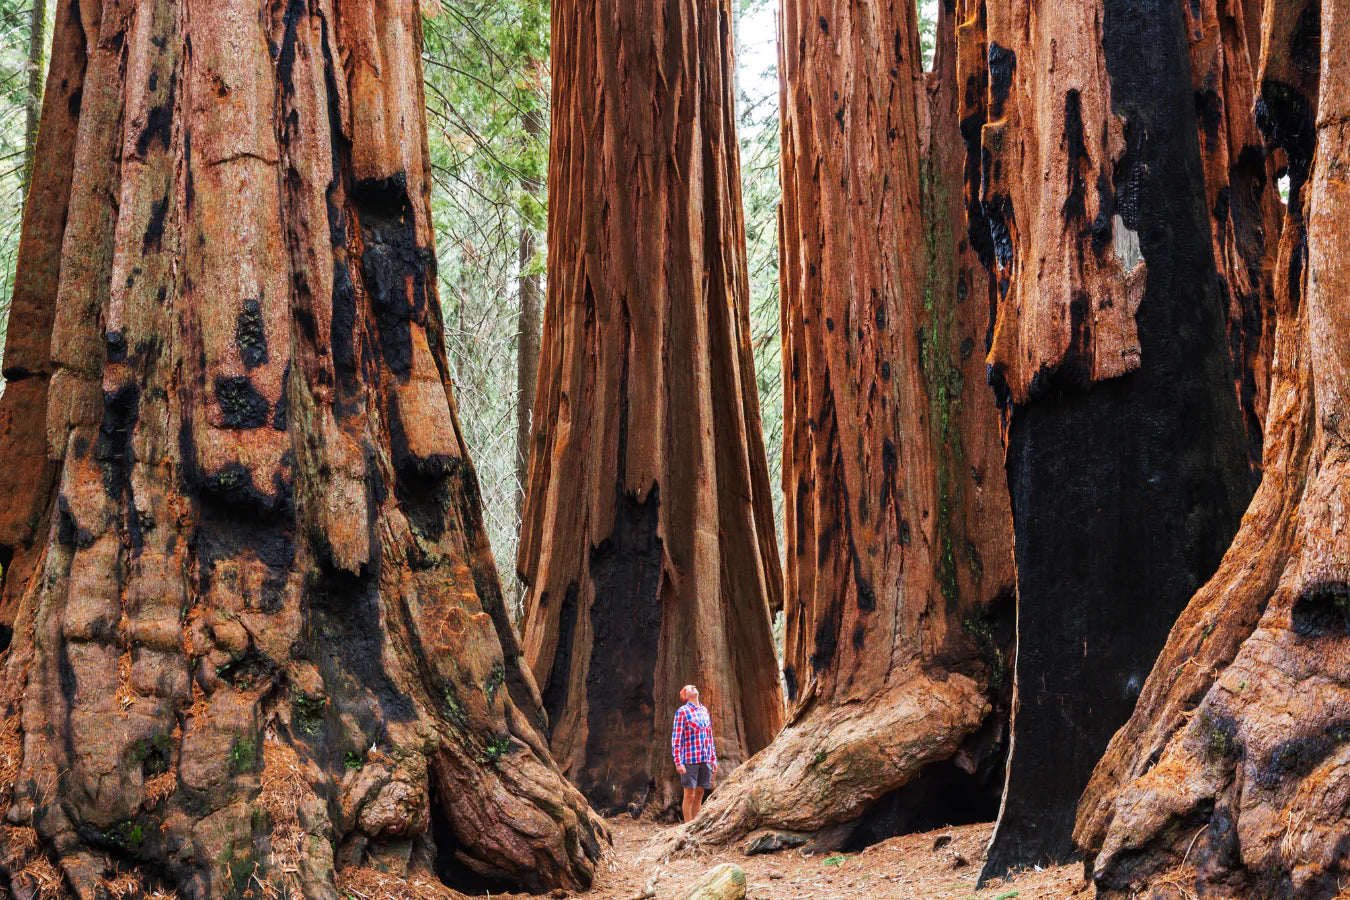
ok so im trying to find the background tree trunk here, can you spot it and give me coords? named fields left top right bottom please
left=1078, top=4, right=1350, bottom=896
left=0, top=0, right=604, bottom=895
left=647, top=0, right=1016, bottom=852
left=515, top=102, right=542, bottom=530
left=516, top=0, right=785, bottom=819
left=20, top=0, right=47, bottom=196
left=959, top=0, right=1259, bottom=879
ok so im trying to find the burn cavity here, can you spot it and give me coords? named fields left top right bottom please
left=1290, top=581, right=1350, bottom=638
left=580, top=485, right=663, bottom=816
left=387, top=396, right=456, bottom=543
left=96, top=385, right=140, bottom=506
left=235, top=299, right=268, bottom=369
left=1061, top=90, right=1090, bottom=223
left=351, top=173, right=436, bottom=380
left=987, top=43, right=1016, bottom=118
left=214, top=376, right=270, bottom=430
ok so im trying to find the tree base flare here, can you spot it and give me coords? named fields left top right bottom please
left=642, top=673, right=990, bottom=859
left=1077, top=7, right=1350, bottom=896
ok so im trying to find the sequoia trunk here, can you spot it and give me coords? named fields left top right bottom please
left=960, top=0, right=1258, bottom=878
left=0, top=0, right=604, bottom=896
left=1078, top=4, right=1350, bottom=896
left=649, top=0, right=1017, bottom=851
left=516, top=0, right=785, bottom=818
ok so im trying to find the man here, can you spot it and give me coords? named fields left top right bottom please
left=670, top=684, right=718, bottom=823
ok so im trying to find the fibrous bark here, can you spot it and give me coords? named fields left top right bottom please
left=648, top=0, right=1016, bottom=852
left=1184, top=0, right=1285, bottom=469
left=516, top=0, right=785, bottom=818
left=959, top=0, right=1258, bottom=878
left=1077, top=3, right=1350, bottom=897
left=0, top=0, right=604, bottom=896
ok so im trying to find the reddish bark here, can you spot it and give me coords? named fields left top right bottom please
left=1184, top=0, right=1285, bottom=469
left=516, top=0, right=785, bottom=819
left=0, top=0, right=603, bottom=895
left=1078, top=3, right=1350, bottom=896
left=645, top=1, right=1016, bottom=852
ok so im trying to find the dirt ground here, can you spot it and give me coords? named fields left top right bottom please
left=497, top=817, right=1094, bottom=900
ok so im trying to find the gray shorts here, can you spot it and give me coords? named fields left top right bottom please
left=680, top=762, right=712, bottom=790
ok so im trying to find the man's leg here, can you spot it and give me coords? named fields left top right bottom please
left=682, top=788, right=697, bottom=823
left=691, top=787, right=706, bottom=818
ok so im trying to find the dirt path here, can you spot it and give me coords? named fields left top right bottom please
left=498, top=818, right=1093, bottom=900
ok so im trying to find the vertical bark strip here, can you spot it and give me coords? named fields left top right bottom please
left=517, top=0, right=784, bottom=818
left=0, top=0, right=605, bottom=895
left=960, top=0, right=1257, bottom=878
left=1079, top=3, right=1350, bottom=896
left=1184, top=0, right=1285, bottom=469
left=0, top=0, right=87, bottom=640
left=648, top=1, right=1016, bottom=851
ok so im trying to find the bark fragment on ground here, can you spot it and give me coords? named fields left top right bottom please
left=681, top=863, right=745, bottom=900
left=958, top=0, right=1259, bottom=878
left=1078, top=3, right=1350, bottom=897
left=645, top=0, right=1016, bottom=857
left=0, top=0, right=604, bottom=896
left=516, top=0, right=784, bottom=819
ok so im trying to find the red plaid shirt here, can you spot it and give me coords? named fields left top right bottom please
left=671, top=702, right=717, bottom=767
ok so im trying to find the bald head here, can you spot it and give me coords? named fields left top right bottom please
left=680, top=684, right=699, bottom=703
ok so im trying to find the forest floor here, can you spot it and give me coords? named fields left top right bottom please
left=495, top=817, right=1094, bottom=900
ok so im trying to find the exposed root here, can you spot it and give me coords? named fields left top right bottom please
left=642, top=673, right=989, bottom=859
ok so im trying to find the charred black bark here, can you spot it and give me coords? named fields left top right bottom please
left=980, top=0, right=1255, bottom=879
left=577, top=487, right=663, bottom=816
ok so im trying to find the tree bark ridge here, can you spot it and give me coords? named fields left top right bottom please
left=0, top=0, right=605, bottom=895
left=645, top=0, right=1017, bottom=853
left=1078, top=3, right=1350, bottom=896
left=960, top=0, right=1258, bottom=878
left=517, top=0, right=785, bottom=819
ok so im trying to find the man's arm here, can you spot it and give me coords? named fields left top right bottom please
left=671, top=709, right=686, bottom=773
left=709, top=730, right=718, bottom=772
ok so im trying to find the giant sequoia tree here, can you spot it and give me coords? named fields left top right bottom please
left=1078, top=3, right=1350, bottom=896
left=651, top=0, right=1017, bottom=851
left=516, top=0, right=785, bottom=818
left=958, top=0, right=1262, bottom=878
left=0, top=0, right=603, bottom=895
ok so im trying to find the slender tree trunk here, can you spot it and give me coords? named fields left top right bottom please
left=959, top=0, right=1258, bottom=879
left=517, top=0, right=785, bottom=819
left=0, top=0, right=604, bottom=896
left=515, top=104, right=542, bottom=526
left=647, top=0, right=1016, bottom=852
left=1078, top=4, right=1350, bottom=897
left=21, top=0, right=47, bottom=196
